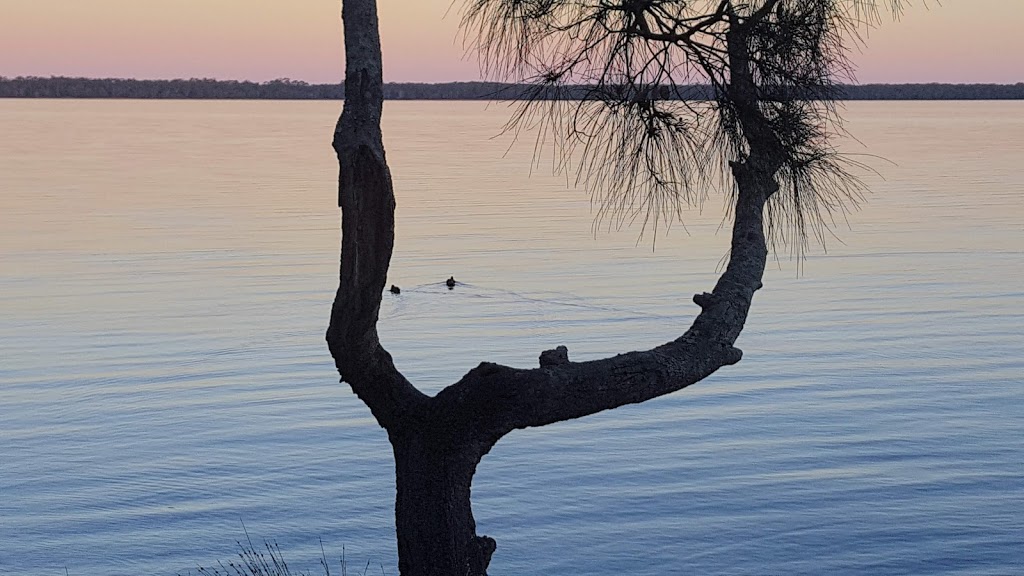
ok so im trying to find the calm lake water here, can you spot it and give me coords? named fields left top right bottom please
left=1, top=100, right=1022, bottom=576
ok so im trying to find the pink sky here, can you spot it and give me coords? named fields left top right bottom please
left=1, top=0, right=1022, bottom=84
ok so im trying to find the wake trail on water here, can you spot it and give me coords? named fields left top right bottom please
left=379, top=281, right=678, bottom=322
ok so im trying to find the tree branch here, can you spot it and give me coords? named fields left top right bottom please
left=436, top=165, right=770, bottom=439
left=327, top=0, right=428, bottom=430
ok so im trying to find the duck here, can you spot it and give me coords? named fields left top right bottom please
left=446, top=276, right=456, bottom=289
left=389, top=285, right=401, bottom=294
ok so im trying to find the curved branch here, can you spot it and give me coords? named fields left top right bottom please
left=327, top=0, right=427, bottom=430
left=437, top=162, right=771, bottom=438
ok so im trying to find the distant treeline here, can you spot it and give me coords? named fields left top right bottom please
left=2, top=76, right=1024, bottom=100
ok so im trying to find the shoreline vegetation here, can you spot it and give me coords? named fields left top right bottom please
left=2, top=76, right=1024, bottom=100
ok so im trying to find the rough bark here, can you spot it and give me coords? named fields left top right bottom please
left=328, top=0, right=427, bottom=431
left=392, top=426, right=497, bottom=576
left=328, top=1, right=779, bottom=574
left=328, top=1, right=491, bottom=572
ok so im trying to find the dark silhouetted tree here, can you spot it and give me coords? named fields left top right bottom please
left=327, top=1, right=914, bottom=574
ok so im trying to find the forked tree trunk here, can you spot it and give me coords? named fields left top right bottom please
left=380, top=155, right=774, bottom=576
left=330, top=1, right=780, bottom=575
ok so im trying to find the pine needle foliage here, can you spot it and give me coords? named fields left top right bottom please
left=461, top=0, right=917, bottom=253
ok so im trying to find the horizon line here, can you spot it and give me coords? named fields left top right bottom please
left=2, top=75, right=1024, bottom=87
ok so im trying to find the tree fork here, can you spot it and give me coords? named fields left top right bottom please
left=329, top=1, right=795, bottom=574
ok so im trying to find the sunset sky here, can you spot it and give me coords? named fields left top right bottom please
left=1, top=0, right=1022, bottom=84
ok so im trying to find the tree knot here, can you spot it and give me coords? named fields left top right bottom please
left=693, top=292, right=717, bottom=309
left=471, top=361, right=507, bottom=379
left=722, top=345, right=743, bottom=365
left=469, top=535, right=497, bottom=575
left=539, top=345, right=570, bottom=367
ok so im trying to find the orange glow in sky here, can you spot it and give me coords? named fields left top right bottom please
left=1, top=0, right=1022, bottom=84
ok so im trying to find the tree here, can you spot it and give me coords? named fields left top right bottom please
left=328, top=1, right=910, bottom=574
